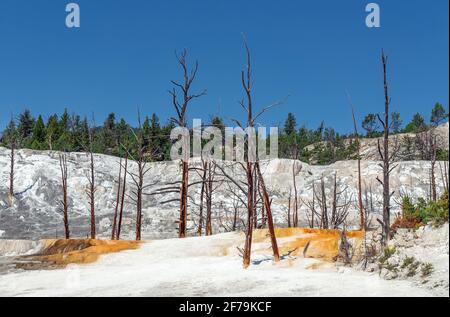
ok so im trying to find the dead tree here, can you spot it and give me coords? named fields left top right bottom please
left=302, top=181, right=317, bottom=229
left=8, top=136, right=15, bottom=208
left=430, top=133, right=438, bottom=201
left=347, top=93, right=365, bottom=229
left=235, top=38, right=282, bottom=267
left=287, top=189, right=292, bottom=227
left=5, top=117, right=17, bottom=207
left=376, top=50, right=397, bottom=245
left=125, top=113, right=154, bottom=241
left=315, top=176, right=329, bottom=229
left=439, top=161, right=449, bottom=193
left=59, top=153, right=70, bottom=239
left=85, top=126, right=97, bottom=239
left=292, top=162, right=299, bottom=227
left=255, top=163, right=280, bottom=262
left=204, top=161, right=217, bottom=236
left=197, top=160, right=207, bottom=236
left=117, top=149, right=129, bottom=240
left=363, top=183, right=377, bottom=228
left=111, top=157, right=123, bottom=240
left=169, top=50, right=207, bottom=238
left=329, top=173, right=352, bottom=229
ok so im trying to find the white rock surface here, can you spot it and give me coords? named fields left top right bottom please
left=0, top=147, right=448, bottom=240
left=0, top=232, right=439, bottom=297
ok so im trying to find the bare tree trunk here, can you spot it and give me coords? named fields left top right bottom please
left=243, top=162, right=255, bottom=268
left=292, top=163, right=299, bottom=227
left=430, top=133, right=437, bottom=202
left=256, top=163, right=280, bottom=262
left=111, top=158, right=122, bottom=240
left=8, top=142, right=15, bottom=207
left=232, top=205, right=238, bottom=231
left=117, top=151, right=128, bottom=240
left=88, top=150, right=96, bottom=239
left=253, top=172, right=258, bottom=229
left=349, top=100, right=365, bottom=229
left=179, top=161, right=189, bottom=238
left=205, top=162, right=214, bottom=236
left=287, top=189, right=292, bottom=228
left=331, top=172, right=337, bottom=228
left=136, top=165, right=143, bottom=241
left=377, top=49, right=393, bottom=245
left=126, top=113, right=151, bottom=242
left=260, top=186, right=266, bottom=228
left=198, top=161, right=207, bottom=236
left=311, top=183, right=315, bottom=228
left=170, top=50, right=206, bottom=239
left=59, top=153, right=70, bottom=239
left=439, top=162, right=449, bottom=193
left=320, top=177, right=328, bottom=229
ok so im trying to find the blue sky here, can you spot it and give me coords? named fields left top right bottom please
left=0, top=0, right=448, bottom=133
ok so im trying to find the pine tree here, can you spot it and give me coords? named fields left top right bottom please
left=102, top=113, right=116, bottom=152
left=391, top=112, right=402, bottom=133
left=142, top=116, right=151, bottom=148
left=2, top=118, right=18, bottom=147
left=431, top=102, right=447, bottom=126
left=31, top=115, right=46, bottom=149
left=80, top=117, right=90, bottom=149
left=362, top=113, right=379, bottom=137
left=284, top=113, right=297, bottom=135
left=17, top=109, right=35, bottom=146
left=404, top=113, right=427, bottom=133
left=150, top=113, right=162, bottom=159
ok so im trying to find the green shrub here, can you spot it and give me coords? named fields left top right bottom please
left=421, top=263, right=434, bottom=278
left=407, top=261, right=420, bottom=277
left=394, top=192, right=449, bottom=230
left=401, top=256, right=416, bottom=269
left=378, top=246, right=396, bottom=265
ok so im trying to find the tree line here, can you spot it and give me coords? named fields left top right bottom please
left=1, top=103, right=447, bottom=165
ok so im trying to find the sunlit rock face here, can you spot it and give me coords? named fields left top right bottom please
left=0, top=146, right=448, bottom=240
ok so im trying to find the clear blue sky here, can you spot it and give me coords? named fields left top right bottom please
left=0, top=0, right=448, bottom=134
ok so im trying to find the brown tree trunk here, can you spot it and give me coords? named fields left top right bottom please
left=431, top=134, right=437, bottom=202
left=320, top=177, right=329, bottom=229
left=350, top=104, right=365, bottom=230
left=136, top=160, right=144, bottom=241
left=8, top=142, right=15, bottom=207
left=256, top=163, right=280, bottom=262
left=287, top=189, right=292, bottom=228
left=89, top=151, right=96, bottom=239
left=380, top=49, right=391, bottom=244
left=117, top=152, right=128, bottom=240
left=293, top=163, right=299, bottom=227
left=59, top=153, right=70, bottom=239
left=198, top=161, right=207, bottom=236
left=179, top=161, right=189, bottom=238
left=331, top=172, right=338, bottom=229
left=243, top=162, right=254, bottom=269
left=205, top=162, right=213, bottom=236
left=111, top=158, right=122, bottom=240
left=169, top=50, right=206, bottom=239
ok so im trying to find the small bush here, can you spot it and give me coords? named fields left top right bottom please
left=378, top=246, right=396, bottom=265
left=406, top=261, right=420, bottom=277
left=421, top=263, right=434, bottom=277
left=401, top=256, right=416, bottom=269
